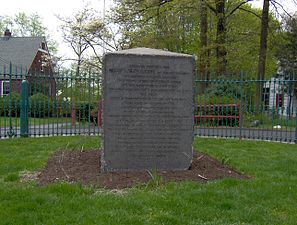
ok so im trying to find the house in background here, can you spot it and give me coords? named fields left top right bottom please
left=0, top=29, right=55, bottom=97
left=263, top=76, right=297, bottom=118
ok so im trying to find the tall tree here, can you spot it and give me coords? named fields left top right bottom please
left=59, top=10, right=89, bottom=76
left=276, top=13, right=297, bottom=117
left=114, top=0, right=254, bottom=74
left=112, top=0, right=280, bottom=77
left=14, top=12, right=46, bottom=37
left=215, top=0, right=227, bottom=74
left=199, top=0, right=210, bottom=92
left=58, top=7, right=109, bottom=75
left=257, top=0, right=269, bottom=80
left=58, top=6, right=118, bottom=73
left=205, top=0, right=254, bottom=74
left=113, top=0, right=200, bottom=52
left=277, top=13, right=297, bottom=74
left=255, top=0, right=270, bottom=112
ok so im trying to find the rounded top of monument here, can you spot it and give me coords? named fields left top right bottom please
left=105, top=47, right=194, bottom=58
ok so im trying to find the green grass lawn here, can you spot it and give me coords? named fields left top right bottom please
left=0, top=136, right=297, bottom=224
left=0, top=117, right=73, bottom=127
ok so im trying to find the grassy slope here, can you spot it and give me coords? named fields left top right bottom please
left=0, top=137, right=296, bottom=225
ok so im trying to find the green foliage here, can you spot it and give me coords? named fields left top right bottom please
left=58, top=6, right=108, bottom=73
left=0, top=12, right=45, bottom=37
left=220, top=156, right=231, bottom=166
left=112, top=0, right=279, bottom=74
left=74, top=101, right=94, bottom=121
left=90, top=108, right=99, bottom=124
left=196, top=95, right=240, bottom=127
left=54, top=100, right=98, bottom=122
left=276, top=14, right=297, bottom=79
left=55, top=73, right=101, bottom=103
left=204, top=80, right=242, bottom=100
left=196, top=94, right=239, bottom=105
left=226, top=4, right=279, bottom=75
left=145, top=169, right=163, bottom=190
left=114, top=0, right=199, bottom=54
left=0, top=92, right=21, bottom=116
left=29, top=93, right=52, bottom=117
left=0, top=12, right=58, bottom=55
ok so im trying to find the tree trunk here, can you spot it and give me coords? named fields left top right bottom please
left=256, top=0, right=270, bottom=113
left=199, top=0, right=209, bottom=93
left=215, top=0, right=227, bottom=75
left=76, top=37, right=84, bottom=77
left=156, top=1, right=161, bottom=49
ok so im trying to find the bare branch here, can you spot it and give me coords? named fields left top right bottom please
left=270, top=0, right=293, bottom=18
left=239, top=7, right=262, bottom=19
left=205, top=1, right=217, bottom=14
left=226, top=0, right=254, bottom=18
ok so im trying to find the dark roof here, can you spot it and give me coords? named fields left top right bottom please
left=0, top=36, right=46, bottom=70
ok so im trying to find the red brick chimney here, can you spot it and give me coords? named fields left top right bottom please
left=4, top=28, right=11, bottom=39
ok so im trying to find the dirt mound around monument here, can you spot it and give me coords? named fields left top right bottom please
left=38, top=150, right=248, bottom=189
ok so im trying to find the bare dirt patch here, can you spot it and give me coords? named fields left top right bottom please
left=38, top=150, right=248, bottom=189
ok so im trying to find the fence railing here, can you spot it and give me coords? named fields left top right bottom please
left=1, top=66, right=296, bottom=143
left=195, top=73, right=297, bottom=143
left=0, top=65, right=102, bottom=138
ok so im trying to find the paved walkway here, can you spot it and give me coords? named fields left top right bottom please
left=0, top=123, right=101, bottom=138
left=1, top=124, right=295, bottom=143
left=194, top=127, right=296, bottom=143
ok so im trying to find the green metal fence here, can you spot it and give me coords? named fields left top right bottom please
left=195, top=73, right=297, bottom=143
left=0, top=64, right=102, bottom=138
left=0, top=65, right=296, bottom=143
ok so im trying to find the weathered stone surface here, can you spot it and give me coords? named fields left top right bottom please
left=101, top=48, right=195, bottom=171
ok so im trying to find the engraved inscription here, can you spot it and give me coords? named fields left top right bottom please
left=103, top=50, right=194, bottom=171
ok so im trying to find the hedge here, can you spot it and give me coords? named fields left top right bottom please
left=0, top=93, right=21, bottom=117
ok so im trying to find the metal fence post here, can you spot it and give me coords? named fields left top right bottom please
left=295, top=105, right=297, bottom=144
left=20, top=79, right=29, bottom=137
left=7, top=62, right=15, bottom=137
left=72, top=103, right=76, bottom=128
left=239, top=72, right=244, bottom=139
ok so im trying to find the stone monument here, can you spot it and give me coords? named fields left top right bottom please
left=101, top=48, right=195, bottom=171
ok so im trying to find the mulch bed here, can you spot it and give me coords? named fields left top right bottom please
left=38, top=150, right=248, bottom=189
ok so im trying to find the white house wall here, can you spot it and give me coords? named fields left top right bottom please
left=266, top=77, right=297, bottom=117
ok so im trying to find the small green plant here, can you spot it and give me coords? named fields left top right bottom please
left=221, top=156, right=231, bottom=165
left=145, top=168, right=163, bottom=189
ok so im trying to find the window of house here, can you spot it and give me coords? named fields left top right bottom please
left=41, top=42, right=46, bottom=50
left=1, top=81, right=10, bottom=97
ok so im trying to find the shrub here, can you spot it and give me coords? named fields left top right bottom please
left=47, top=100, right=100, bottom=123
left=29, top=93, right=52, bottom=117
left=90, top=101, right=103, bottom=125
left=72, top=101, right=98, bottom=122
left=196, top=95, right=240, bottom=105
left=0, top=92, right=21, bottom=116
left=90, top=108, right=99, bottom=125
